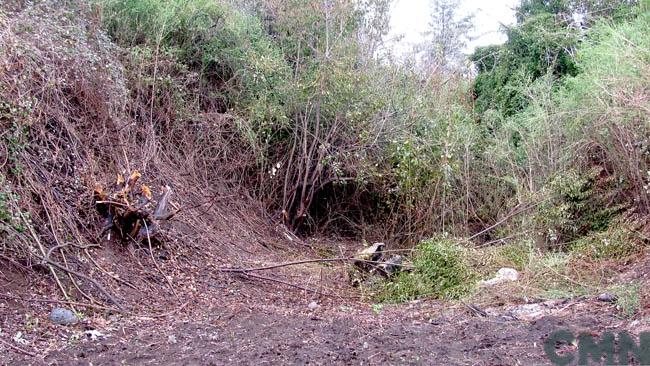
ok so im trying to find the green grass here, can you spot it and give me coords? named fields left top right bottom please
left=610, top=283, right=642, bottom=318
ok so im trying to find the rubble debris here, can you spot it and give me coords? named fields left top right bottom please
left=354, top=242, right=385, bottom=263
left=352, top=242, right=386, bottom=273
left=381, top=255, right=404, bottom=277
left=479, top=267, right=519, bottom=287
left=350, top=243, right=412, bottom=286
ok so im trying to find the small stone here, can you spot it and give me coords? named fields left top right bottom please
left=49, top=308, right=79, bottom=326
left=168, top=335, right=177, bottom=344
left=597, top=293, right=617, bottom=302
left=308, top=301, right=319, bottom=311
left=363, top=342, right=369, bottom=349
left=13, top=331, right=28, bottom=345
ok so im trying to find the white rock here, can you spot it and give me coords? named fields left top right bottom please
left=480, top=267, right=519, bottom=286
left=308, top=301, right=319, bottom=311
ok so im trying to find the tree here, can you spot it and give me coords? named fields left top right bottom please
left=419, top=0, right=473, bottom=73
left=470, top=0, right=638, bottom=118
left=470, top=0, right=580, bottom=117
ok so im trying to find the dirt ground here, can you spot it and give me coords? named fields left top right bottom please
left=1, top=238, right=648, bottom=366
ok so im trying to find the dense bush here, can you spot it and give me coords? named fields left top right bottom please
left=96, top=0, right=484, bottom=241
left=571, top=222, right=642, bottom=260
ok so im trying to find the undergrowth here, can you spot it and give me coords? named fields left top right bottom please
left=377, top=237, right=476, bottom=302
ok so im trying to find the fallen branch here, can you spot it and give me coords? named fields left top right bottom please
left=469, top=202, right=540, bottom=241
left=84, top=248, right=139, bottom=290
left=135, top=299, right=192, bottom=320
left=461, top=301, right=488, bottom=317
left=475, top=231, right=530, bottom=248
left=13, top=196, right=71, bottom=306
left=38, top=257, right=126, bottom=312
left=217, top=257, right=412, bottom=273
left=142, top=219, right=177, bottom=297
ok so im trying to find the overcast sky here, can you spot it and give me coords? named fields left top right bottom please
left=388, top=0, right=520, bottom=55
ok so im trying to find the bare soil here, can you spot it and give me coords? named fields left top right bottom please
left=2, top=240, right=647, bottom=366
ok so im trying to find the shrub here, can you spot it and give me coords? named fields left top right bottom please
left=571, top=222, right=643, bottom=260
left=474, top=240, right=535, bottom=276
left=610, top=283, right=642, bottom=318
left=0, top=174, right=27, bottom=241
left=378, top=237, right=476, bottom=302
left=532, top=167, right=628, bottom=249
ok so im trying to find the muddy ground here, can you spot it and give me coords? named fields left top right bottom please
left=1, top=240, right=648, bottom=365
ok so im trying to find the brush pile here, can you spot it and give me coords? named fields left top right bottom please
left=94, top=171, right=174, bottom=244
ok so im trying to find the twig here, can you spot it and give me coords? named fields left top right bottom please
left=241, top=272, right=347, bottom=299
left=475, top=231, right=530, bottom=248
left=84, top=248, right=139, bottom=290
left=0, top=142, right=8, bottom=170
left=469, top=203, right=540, bottom=241
left=94, top=200, right=130, bottom=207
left=0, top=337, right=36, bottom=357
left=543, top=262, right=593, bottom=290
left=39, top=257, right=126, bottom=312
left=61, top=250, right=97, bottom=305
left=461, top=301, right=488, bottom=317
left=136, top=299, right=192, bottom=319
left=13, top=196, right=71, bottom=306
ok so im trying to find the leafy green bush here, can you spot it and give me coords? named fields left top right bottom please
left=0, top=174, right=25, bottom=235
left=475, top=240, right=535, bottom=275
left=378, top=238, right=476, bottom=302
left=558, top=8, right=650, bottom=211
left=571, top=222, right=642, bottom=260
left=533, top=167, right=629, bottom=249
left=471, top=10, right=578, bottom=117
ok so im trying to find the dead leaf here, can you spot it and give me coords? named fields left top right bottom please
left=141, top=185, right=153, bottom=200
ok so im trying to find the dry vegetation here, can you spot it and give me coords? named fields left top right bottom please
left=0, top=0, right=648, bottom=348
left=0, top=1, right=290, bottom=314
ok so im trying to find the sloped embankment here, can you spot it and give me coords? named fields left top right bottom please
left=0, top=0, right=304, bottom=317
